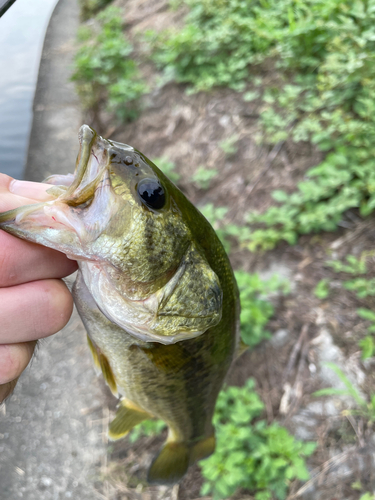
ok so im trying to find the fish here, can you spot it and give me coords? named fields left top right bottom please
left=0, top=125, right=240, bottom=484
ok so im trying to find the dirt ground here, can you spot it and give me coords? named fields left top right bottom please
left=78, top=0, right=375, bottom=498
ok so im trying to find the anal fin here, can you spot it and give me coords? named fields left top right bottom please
left=87, top=334, right=100, bottom=369
left=109, top=399, right=150, bottom=440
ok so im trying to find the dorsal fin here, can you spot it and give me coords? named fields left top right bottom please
left=235, top=338, right=248, bottom=359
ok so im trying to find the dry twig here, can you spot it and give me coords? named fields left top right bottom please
left=287, top=447, right=356, bottom=499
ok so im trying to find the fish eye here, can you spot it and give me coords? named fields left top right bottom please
left=137, top=178, right=166, bottom=210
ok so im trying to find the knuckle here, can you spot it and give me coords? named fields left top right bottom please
left=0, top=173, right=11, bottom=187
left=38, top=280, right=73, bottom=335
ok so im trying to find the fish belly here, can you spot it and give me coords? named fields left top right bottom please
left=73, top=271, right=217, bottom=443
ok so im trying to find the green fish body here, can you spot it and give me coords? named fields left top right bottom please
left=0, top=125, right=240, bottom=484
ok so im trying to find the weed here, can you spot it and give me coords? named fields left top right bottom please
left=357, top=309, right=375, bottom=359
left=151, top=0, right=375, bottom=249
left=72, top=6, right=147, bottom=123
left=326, top=254, right=369, bottom=275
left=235, top=270, right=289, bottom=347
left=314, top=362, right=375, bottom=423
left=325, top=253, right=375, bottom=358
left=344, top=278, right=375, bottom=299
left=192, top=167, right=218, bottom=189
left=359, top=494, right=375, bottom=500
left=200, top=204, right=289, bottom=348
left=314, top=279, right=330, bottom=300
left=153, top=156, right=180, bottom=183
left=219, top=135, right=238, bottom=156
left=79, top=0, right=113, bottom=20
left=200, top=379, right=315, bottom=500
left=128, top=419, right=166, bottom=444
left=243, top=90, right=260, bottom=102
left=199, top=203, right=253, bottom=253
left=126, top=380, right=315, bottom=500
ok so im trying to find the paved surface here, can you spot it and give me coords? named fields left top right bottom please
left=0, top=1, right=108, bottom=499
left=25, top=0, right=82, bottom=182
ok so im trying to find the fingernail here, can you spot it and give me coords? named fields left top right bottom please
left=10, top=180, right=52, bottom=201
left=9, top=179, right=26, bottom=195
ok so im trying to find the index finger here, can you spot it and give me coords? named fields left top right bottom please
left=0, top=174, right=77, bottom=286
left=0, top=174, right=54, bottom=210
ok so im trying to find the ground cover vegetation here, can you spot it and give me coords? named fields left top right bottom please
left=72, top=5, right=147, bottom=124
left=314, top=251, right=375, bottom=359
left=73, top=1, right=375, bottom=499
left=149, top=0, right=375, bottom=250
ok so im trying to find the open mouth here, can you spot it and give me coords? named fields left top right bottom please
left=0, top=125, right=120, bottom=257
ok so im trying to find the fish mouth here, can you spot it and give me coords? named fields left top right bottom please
left=0, top=125, right=122, bottom=258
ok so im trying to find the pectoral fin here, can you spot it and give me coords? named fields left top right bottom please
left=145, top=242, right=223, bottom=343
left=134, top=342, right=193, bottom=373
left=86, top=335, right=118, bottom=396
left=235, top=338, right=249, bottom=359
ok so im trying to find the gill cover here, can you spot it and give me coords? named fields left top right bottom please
left=82, top=241, right=223, bottom=344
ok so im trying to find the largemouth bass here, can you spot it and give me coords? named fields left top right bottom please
left=0, top=125, right=240, bottom=484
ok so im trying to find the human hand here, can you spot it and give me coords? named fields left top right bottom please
left=0, top=174, right=78, bottom=403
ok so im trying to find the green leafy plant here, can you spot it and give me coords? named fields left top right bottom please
left=192, top=167, right=218, bottom=189
left=128, top=418, right=166, bottom=443
left=199, top=204, right=231, bottom=252
left=199, top=203, right=253, bottom=253
left=198, top=206, right=290, bottom=348
left=150, top=0, right=375, bottom=249
left=235, top=270, right=289, bottom=347
left=125, top=379, right=315, bottom=500
left=314, top=279, right=330, bottom=300
left=325, top=253, right=375, bottom=358
left=359, top=494, right=375, bottom=500
left=153, top=156, right=180, bottom=183
left=357, top=308, right=375, bottom=359
left=200, top=379, right=316, bottom=500
left=344, top=278, right=375, bottom=299
left=79, top=0, right=113, bottom=20
left=219, top=135, right=238, bottom=156
left=72, top=6, right=147, bottom=122
left=326, top=254, right=369, bottom=275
